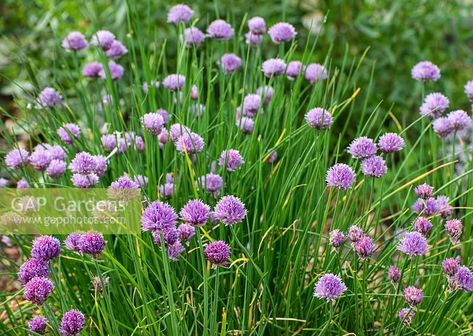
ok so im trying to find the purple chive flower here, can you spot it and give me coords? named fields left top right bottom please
left=411, top=61, right=440, bottom=82
left=69, top=152, right=97, bottom=174
left=442, top=257, right=461, bottom=276
left=18, top=259, right=50, bottom=285
left=305, top=63, right=328, bottom=84
left=24, top=277, right=54, bottom=305
left=163, top=74, right=185, bottom=91
left=455, top=266, right=473, bottom=292
left=245, top=32, right=263, bottom=47
left=141, top=200, right=177, bottom=231
left=378, top=133, right=405, bottom=153
left=17, top=179, right=29, bottom=189
left=413, top=217, right=432, bottom=236
left=348, top=137, right=377, bottom=159
left=99, top=61, right=124, bottom=80
left=169, top=124, right=191, bottom=142
left=93, top=156, right=107, bottom=176
left=445, top=219, right=463, bottom=244
left=398, top=308, right=415, bottom=326
left=465, top=80, right=473, bottom=102
left=133, top=175, right=148, bottom=188
left=305, top=108, right=333, bottom=129
left=159, top=181, right=174, bottom=198
left=199, top=173, right=223, bottom=197
left=398, top=231, right=428, bottom=257
left=411, top=197, right=438, bottom=216
left=5, top=148, right=29, bottom=169
left=447, top=110, right=472, bottom=131
left=31, top=236, right=61, bottom=261
left=175, top=132, right=205, bottom=154
left=256, top=86, right=274, bottom=105
left=433, top=117, right=453, bottom=138
left=167, top=4, right=194, bottom=24
left=436, top=196, right=452, bottom=218
left=419, top=93, right=449, bottom=118
left=182, top=27, right=205, bottom=47
left=28, top=316, right=48, bottom=335
left=313, top=273, right=347, bottom=302
left=266, top=151, right=278, bottom=164
left=29, top=148, right=51, bottom=171
left=167, top=241, right=185, bottom=261
left=220, top=53, right=242, bottom=74
left=286, top=61, right=303, bottom=79
left=90, top=30, right=115, bottom=50
left=180, top=200, right=211, bottom=226
left=105, top=40, right=128, bottom=59
left=248, top=16, right=266, bottom=34
left=0, top=178, right=9, bottom=188
left=38, top=87, right=62, bottom=108
left=268, top=22, right=296, bottom=44
left=235, top=116, right=254, bottom=134
left=262, top=58, right=286, bottom=77
left=403, top=286, right=423, bottom=307
left=414, top=183, right=433, bottom=199
left=177, top=223, right=195, bottom=242
left=204, top=241, right=230, bottom=266
left=107, top=173, right=137, bottom=191
left=79, top=232, right=106, bottom=258
left=329, top=230, right=345, bottom=251
left=62, top=31, right=88, bottom=51
left=207, top=19, right=234, bottom=40
left=214, top=195, right=247, bottom=226
left=57, top=123, right=81, bottom=144
left=350, top=226, right=365, bottom=244
left=83, top=62, right=104, bottom=78
left=354, top=235, right=376, bottom=260
left=361, top=155, right=387, bottom=178
left=47, top=159, right=66, bottom=179
left=152, top=227, right=179, bottom=246
left=219, top=149, right=244, bottom=172
left=190, top=85, right=199, bottom=100
left=326, top=163, right=355, bottom=190
left=388, top=266, right=401, bottom=283
left=59, top=309, right=85, bottom=336
left=142, top=112, right=165, bottom=135
left=71, top=173, right=99, bottom=188
left=65, top=233, right=82, bottom=253
left=101, top=134, right=119, bottom=152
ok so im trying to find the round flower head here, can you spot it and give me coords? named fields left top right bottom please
left=266, top=150, right=278, bottom=164
left=182, top=27, right=205, bottom=47
left=398, top=231, right=428, bottom=257
left=248, top=16, right=266, bottom=34
left=347, top=227, right=365, bottom=244
left=447, top=110, right=472, bottom=131
left=169, top=124, right=191, bottom=142
left=326, top=163, right=355, bottom=189
left=454, top=266, right=473, bottom=292
left=167, top=241, right=185, bottom=261
left=141, top=200, right=177, bottom=231
left=69, top=152, right=97, bottom=175
left=378, top=133, right=405, bottom=153
left=175, top=132, right=205, bottom=154
left=207, top=19, right=234, bottom=40
left=388, top=266, right=401, bottom=283
left=354, top=235, right=376, bottom=260
left=17, top=179, right=29, bottom=189
left=93, top=156, right=108, bottom=177
left=398, top=308, right=415, bottom=326
left=286, top=61, right=303, bottom=79
left=18, top=258, right=50, bottom=285
left=305, top=63, right=328, bottom=84
left=101, top=134, right=119, bottom=152
left=57, top=123, right=81, bottom=144
left=445, top=219, right=463, bottom=244
left=419, top=93, right=449, bottom=118
left=142, top=112, right=165, bottom=135
left=167, top=4, right=194, bottom=24
left=414, top=183, right=433, bottom=199
left=29, top=148, right=51, bottom=172
left=413, top=217, right=432, bottom=236
left=236, top=116, right=254, bottom=134
left=90, top=30, right=115, bottom=50
left=268, top=22, right=296, bottom=44
left=31, top=236, right=61, bottom=261
left=199, top=173, right=223, bottom=197
left=262, top=58, right=286, bottom=77
left=152, top=227, right=179, bottom=246
left=411, top=197, right=438, bottom=216
left=305, top=108, right=332, bottom=129
left=79, top=232, right=106, bottom=258
left=24, top=277, right=54, bottom=305
left=163, top=74, right=185, bottom=91
left=348, top=136, right=377, bottom=159
left=83, top=62, right=104, bottom=78
left=177, top=223, right=195, bottom=242
left=361, top=155, right=387, bottom=178
left=411, top=61, right=440, bottom=81
left=65, top=233, right=82, bottom=253
left=220, top=53, right=242, bottom=74
left=71, top=173, right=99, bottom=188
left=5, top=148, right=29, bottom=169
left=403, top=286, right=423, bottom=307
left=59, top=309, right=85, bottom=336
left=313, top=273, right=347, bottom=302
left=204, top=240, right=230, bottom=266
left=329, top=230, right=345, bottom=251
left=442, top=257, right=461, bottom=276
left=159, top=182, right=174, bottom=198
left=133, top=175, right=148, bottom=189
left=256, top=86, right=274, bottom=105
left=38, top=87, right=62, bottom=108
left=180, top=199, right=211, bottom=226
left=465, top=80, right=473, bottom=102
left=433, top=117, right=453, bottom=138
left=436, top=195, right=452, bottom=218
left=0, top=178, right=9, bottom=188
left=214, top=195, right=247, bottom=226
left=62, top=31, right=88, bottom=51
left=218, top=149, right=244, bottom=172
left=105, top=40, right=128, bottom=59
left=245, top=32, right=263, bottom=47
left=28, top=316, right=48, bottom=335
left=47, top=159, right=66, bottom=179
left=99, top=61, right=124, bottom=80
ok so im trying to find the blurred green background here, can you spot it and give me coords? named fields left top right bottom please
left=2, top=0, right=473, bottom=121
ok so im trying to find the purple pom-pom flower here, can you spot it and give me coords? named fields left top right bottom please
left=398, top=231, right=428, bottom=257
left=31, top=236, right=61, bottom=261
left=313, top=273, right=347, bottom=302
left=326, top=163, right=355, bottom=189
left=268, top=22, right=296, bottom=44
left=24, top=277, right=54, bottom=305
left=213, top=195, right=247, bottom=226
left=204, top=240, right=230, bottom=266
left=59, top=309, right=85, bottom=336
left=411, top=61, right=440, bottom=82
left=305, top=108, right=332, bottom=130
